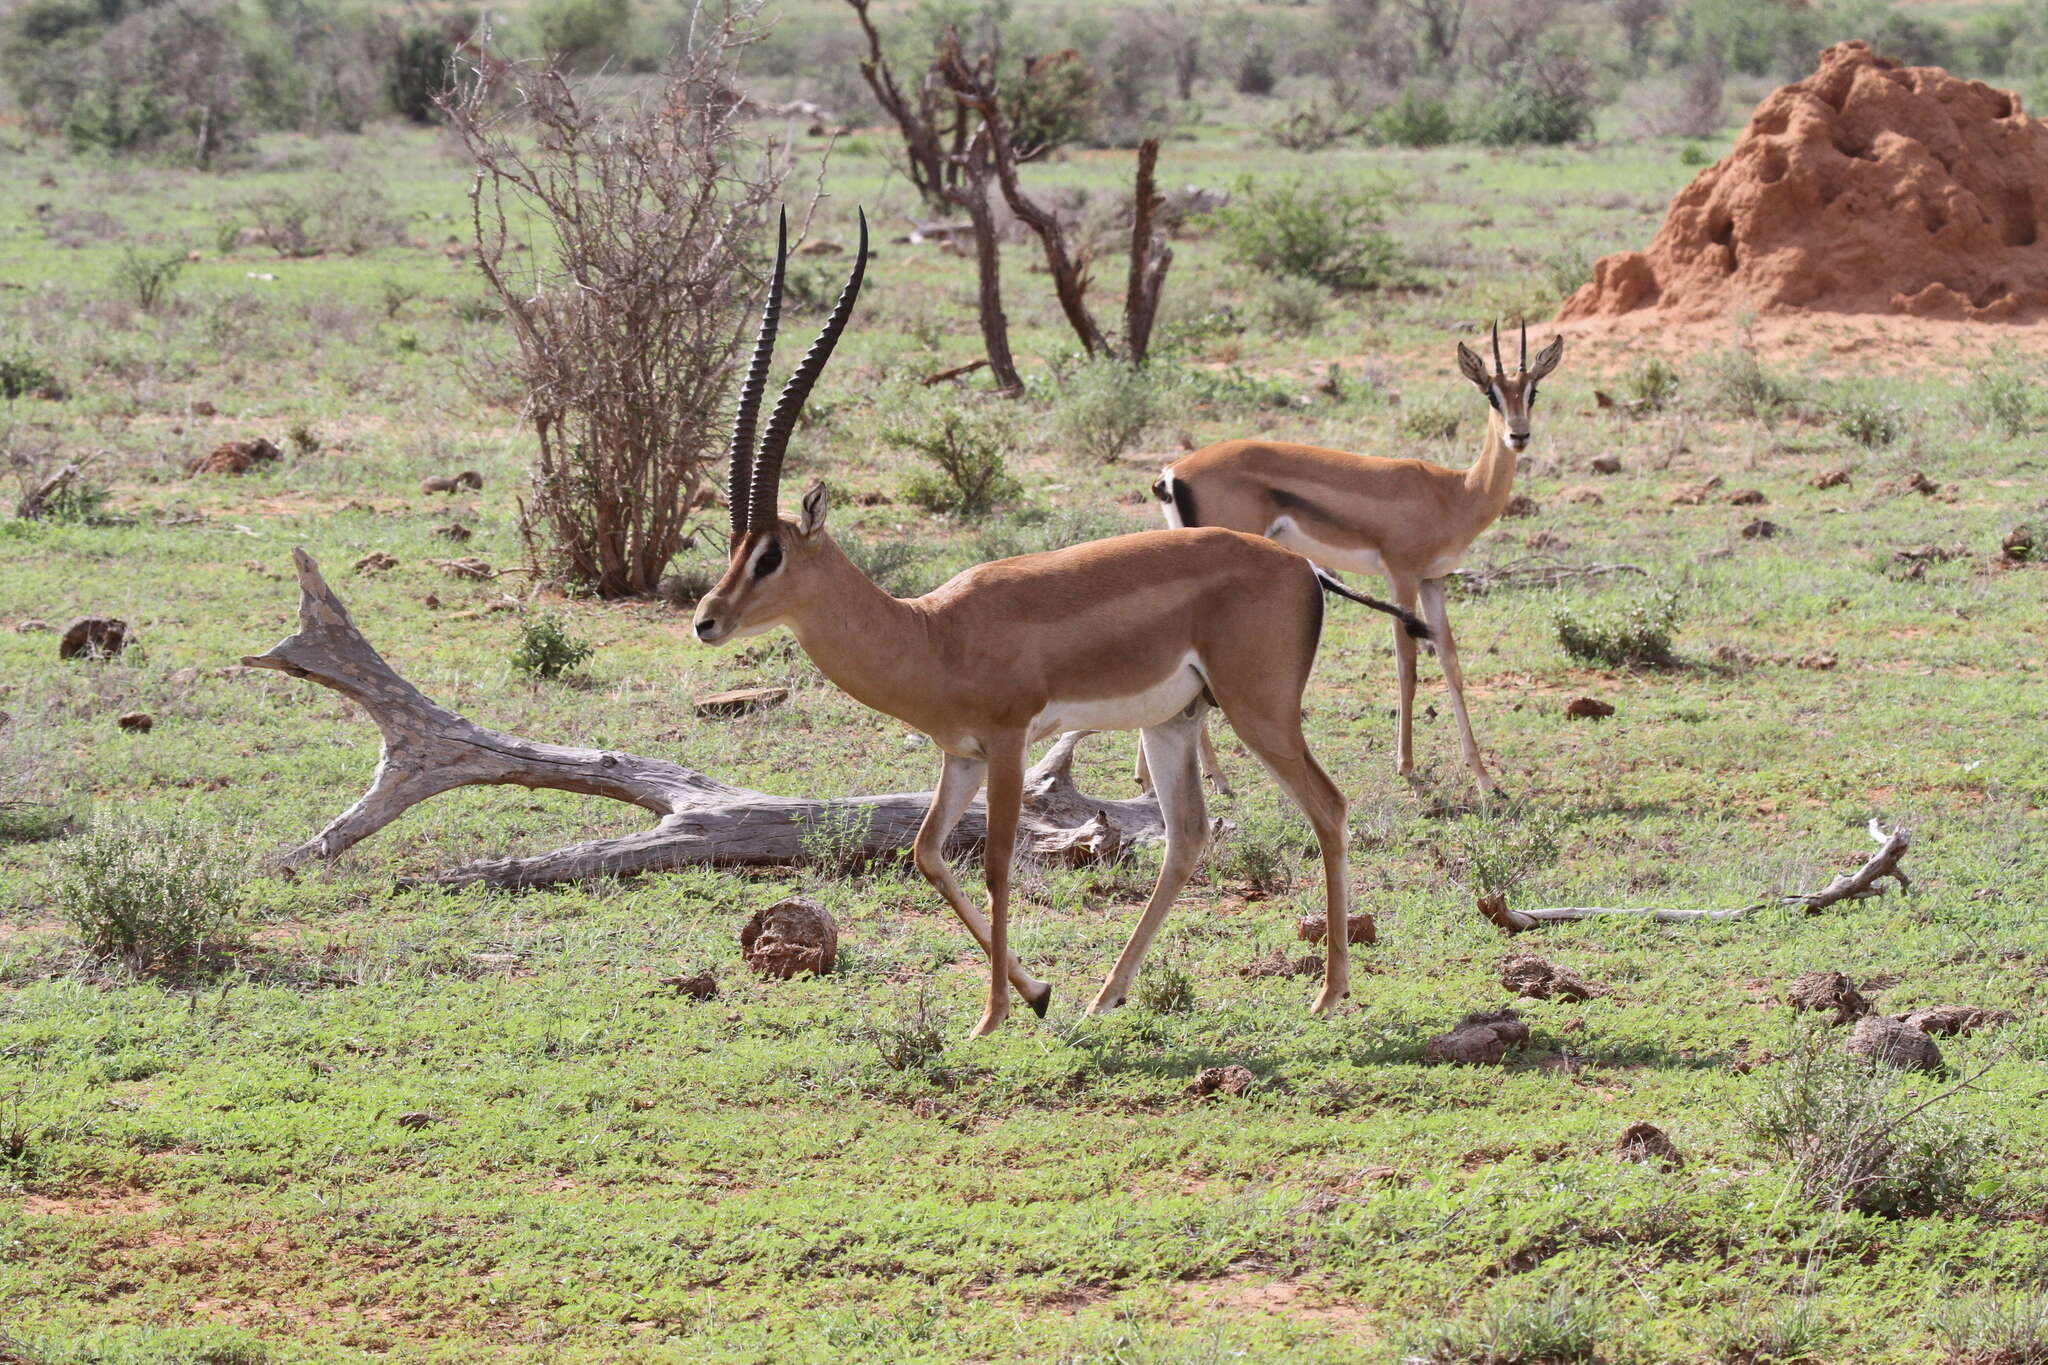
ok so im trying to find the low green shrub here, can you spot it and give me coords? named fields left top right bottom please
left=1213, top=175, right=1402, bottom=291
left=884, top=404, right=1022, bottom=518
left=511, top=613, right=595, bottom=679
left=1555, top=586, right=1685, bottom=668
left=52, top=810, right=244, bottom=969
left=1699, top=343, right=1793, bottom=419
left=1398, top=392, right=1462, bottom=442
left=1965, top=347, right=2035, bottom=438
left=1434, top=812, right=1560, bottom=900
left=1374, top=89, right=1456, bottom=147
left=1625, top=356, right=1682, bottom=411
left=0, top=350, right=57, bottom=401
left=1133, top=957, right=1196, bottom=1015
left=1932, top=1292, right=2048, bottom=1365
left=1464, top=74, right=1598, bottom=146
left=1834, top=394, right=1907, bottom=447
left=1410, top=1281, right=1604, bottom=1363
left=114, top=249, right=184, bottom=311
left=1051, top=359, right=1181, bottom=462
left=1255, top=276, right=1330, bottom=338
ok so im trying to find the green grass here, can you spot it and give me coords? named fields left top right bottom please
left=3, top=106, right=2048, bottom=1363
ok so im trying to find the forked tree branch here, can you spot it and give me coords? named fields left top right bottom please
left=1476, top=822, right=1912, bottom=934
left=242, top=552, right=1166, bottom=889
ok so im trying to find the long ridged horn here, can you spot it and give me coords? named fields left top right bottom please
left=748, top=208, right=868, bottom=534
left=1519, top=318, right=1528, bottom=373
left=728, top=209, right=788, bottom=541
left=1490, top=318, right=1504, bottom=376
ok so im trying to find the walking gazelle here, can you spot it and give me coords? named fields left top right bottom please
left=692, top=211, right=1428, bottom=1035
left=1149, top=322, right=1564, bottom=798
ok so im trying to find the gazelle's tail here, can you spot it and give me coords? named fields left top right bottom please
left=1315, top=567, right=1430, bottom=641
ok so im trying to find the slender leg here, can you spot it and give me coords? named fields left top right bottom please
left=1089, top=708, right=1211, bottom=1014
left=973, top=738, right=1027, bottom=1037
left=913, top=752, right=1051, bottom=1014
left=1134, top=738, right=1152, bottom=792
left=1197, top=724, right=1233, bottom=796
left=1418, top=578, right=1500, bottom=797
left=1222, top=712, right=1352, bottom=1015
left=1390, top=575, right=1422, bottom=787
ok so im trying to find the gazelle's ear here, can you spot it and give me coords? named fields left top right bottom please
left=1529, top=335, right=1565, bottom=381
left=798, top=480, right=829, bottom=537
left=1455, top=342, right=1490, bottom=389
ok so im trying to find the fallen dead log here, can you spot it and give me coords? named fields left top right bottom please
left=243, top=550, right=1167, bottom=889
left=1476, top=822, right=1910, bottom=934
left=920, top=358, right=990, bottom=386
left=16, top=463, right=80, bottom=519
left=1451, top=559, right=1647, bottom=595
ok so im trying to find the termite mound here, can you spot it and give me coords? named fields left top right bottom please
left=1560, top=41, right=2048, bottom=323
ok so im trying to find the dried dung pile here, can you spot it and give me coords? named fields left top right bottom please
left=1560, top=41, right=2048, bottom=323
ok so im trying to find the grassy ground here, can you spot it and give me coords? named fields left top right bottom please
left=3, top=109, right=2048, bottom=1364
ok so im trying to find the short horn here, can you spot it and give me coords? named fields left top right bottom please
left=1490, top=318, right=1504, bottom=376
left=1519, top=318, right=1528, bottom=373
left=728, top=209, right=788, bottom=541
left=749, top=208, right=868, bottom=534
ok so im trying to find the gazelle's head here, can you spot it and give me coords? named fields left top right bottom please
left=1455, top=320, right=1564, bottom=453
left=694, top=209, right=867, bottom=647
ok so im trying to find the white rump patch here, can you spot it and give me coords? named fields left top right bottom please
left=1158, top=469, right=1183, bottom=528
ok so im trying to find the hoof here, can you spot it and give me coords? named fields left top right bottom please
left=1084, top=992, right=1125, bottom=1017
left=1026, top=984, right=1053, bottom=1019
left=970, top=1010, right=1007, bottom=1037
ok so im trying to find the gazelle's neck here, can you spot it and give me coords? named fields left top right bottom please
left=782, top=537, right=933, bottom=725
left=1463, top=405, right=1519, bottom=512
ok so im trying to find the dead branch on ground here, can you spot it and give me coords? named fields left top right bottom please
left=244, top=552, right=1166, bottom=890
left=1452, top=559, right=1646, bottom=595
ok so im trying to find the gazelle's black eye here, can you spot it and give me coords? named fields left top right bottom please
left=753, top=540, right=783, bottom=578
left=1487, top=391, right=1502, bottom=411
left=1528, top=388, right=1539, bottom=409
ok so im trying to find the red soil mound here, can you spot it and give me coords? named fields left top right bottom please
left=1560, top=41, right=2048, bottom=323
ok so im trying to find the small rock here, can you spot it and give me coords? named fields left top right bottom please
left=1786, top=971, right=1868, bottom=1025
left=116, top=712, right=153, bottom=733
left=740, top=897, right=837, bottom=979
left=1424, top=1009, right=1529, bottom=1066
left=1526, top=529, right=1570, bottom=552
left=353, top=551, right=399, bottom=574
left=187, top=437, right=282, bottom=476
left=434, top=523, right=474, bottom=542
left=1740, top=518, right=1780, bottom=539
left=59, top=616, right=129, bottom=660
left=1187, top=1064, right=1256, bottom=1097
left=909, top=1097, right=951, bottom=1120
left=1614, top=1121, right=1685, bottom=1171
left=1726, top=488, right=1768, bottom=506
left=1236, top=948, right=1322, bottom=979
left=1846, top=1015, right=1942, bottom=1071
left=422, top=593, right=441, bottom=609
left=1899, top=470, right=1940, bottom=497
left=1558, top=484, right=1604, bottom=505
left=1810, top=467, right=1851, bottom=489
left=1587, top=454, right=1622, bottom=475
left=14, top=619, right=50, bottom=633
left=1295, top=912, right=1376, bottom=945
left=1899, top=1005, right=2015, bottom=1037
left=854, top=490, right=894, bottom=507
left=421, top=470, right=485, bottom=494
left=439, top=557, right=495, bottom=580
left=1500, top=494, right=1540, bottom=519
left=657, top=971, right=719, bottom=1000
left=188, top=400, right=217, bottom=417
left=1796, top=652, right=1838, bottom=670
left=1564, top=696, right=1614, bottom=719
left=696, top=686, right=789, bottom=718
left=394, top=1111, right=437, bottom=1130
left=1665, top=476, right=1723, bottom=505
left=1499, top=952, right=1601, bottom=1002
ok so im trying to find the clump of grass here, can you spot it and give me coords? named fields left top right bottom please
left=1711, top=1298, right=1835, bottom=1363
left=1434, top=812, right=1561, bottom=901
left=1410, top=1282, right=1604, bottom=1363
left=1700, top=341, right=1793, bottom=419
left=1834, top=394, right=1907, bottom=447
left=867, top=988, right=948, bottom=1073
left=0, top=350, right=57, bottom=401
left=971, top=504, right=1137, bottom=563
left=838, top=533, right=939, bottom=597
left=1933, top=1291, right=2048, bottom=1365
left=884, top=403, right=1022, bottom=518
left=801, top=804, right=875, bottom=880
left=1626, top=356, right=1682, bottom=412
left=52, top=810, right=245, bottom=969
left=113, top=249, right=186, bottom=312
left=1209, top=811, right=1299, bottom=895
left=1541, top=245, right=1592, bottom=303
left=1254, top=275, right=1330, bottom=338
left=1554, top=585, right=1685, bottom=668
left=1051, top=359, right=1181, bottom=462
left=1133, top=957, right=1196, bottom=1015
left=287, top=422, right=321, bottom=454
left=1398, top=392, right=1463, bottom=442
left=511, top=613, right=595, bottom=680
left=1741, top=1030, right=1991, bottom=1218
left=1965, top=347, right=2035, bottom=439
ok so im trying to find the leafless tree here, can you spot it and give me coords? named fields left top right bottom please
left=1398, top=0, right=1467, bottom=71
left=1616, top=0, right=1668, bottom=71
left=442, top=9, right=797, bottom=597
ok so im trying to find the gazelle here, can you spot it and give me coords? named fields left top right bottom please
left=1148, top=322, right=1563, bottom=798
left=693, top=211, right=1428, bottom=1036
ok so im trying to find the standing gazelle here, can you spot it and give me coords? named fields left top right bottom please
left=693, top=211, right=1428, bottom=1036
left=1150, top=322, right=1564, bottom=797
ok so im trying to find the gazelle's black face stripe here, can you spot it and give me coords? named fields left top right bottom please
left=748, top=536, right=783, bottom=579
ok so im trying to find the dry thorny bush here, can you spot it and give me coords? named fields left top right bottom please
left=442, top=3, right=805, bottom=597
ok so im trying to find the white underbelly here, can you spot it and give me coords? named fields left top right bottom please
left=1028, top=651, right=1205, bottom=743
left=1266, top=516, right=1388, bottom=577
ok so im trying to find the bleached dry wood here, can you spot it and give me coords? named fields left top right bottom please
left=243, top=550, right=1166, bottom=889
left=1450, top=559, right=1646, bottom=595
left=16, top=463, right=79, bottom=519
left=1476, top=823, right=1910, bottom=934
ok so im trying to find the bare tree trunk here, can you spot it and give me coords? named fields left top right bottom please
left=946, top=136, right=1025, bottom=396
left=1124, top=139, right=1172, bottom=365
left=242, top=552, right=1164, bottom=889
